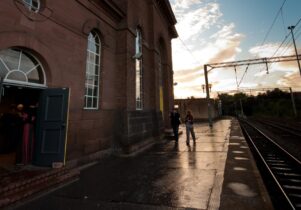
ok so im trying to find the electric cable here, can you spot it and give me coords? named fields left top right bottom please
left=260, top=0, right=288, bottom=47
left=177, top=37, right=203, bottom=67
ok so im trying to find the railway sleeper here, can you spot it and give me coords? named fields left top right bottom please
left=266, top=159, right=286, bottom=163
left=269, top=163, right=289, bottom=167
left=272, top=167, right=293, bottom=171
left=289, top=193, right=301, bottom=199
left=280, top=178, right=301, bottom=184
left=275, top=172, right=301, bottom=177
left=283, top=185, right=301, bottom=191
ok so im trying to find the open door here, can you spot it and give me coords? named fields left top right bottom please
left=34, top=88, right=69, bottom=166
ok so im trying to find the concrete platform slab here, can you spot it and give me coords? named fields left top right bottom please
left=14, top=119, right=273, bottom=210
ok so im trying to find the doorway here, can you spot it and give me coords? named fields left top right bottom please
left=0, top=85, right=70, bottom=167
left=0, top=85, right=40, bottom=167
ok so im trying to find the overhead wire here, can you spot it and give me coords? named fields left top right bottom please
left=177, top=36, right=202, bottom=67
left=260, top=0, right=287, bottom=47
left=270, top=16, right=301, bottom=59
left=280, top=8, right=287, bottom=33
left=237, top=0, right=288, bottom=88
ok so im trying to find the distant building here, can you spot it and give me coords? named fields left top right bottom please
left=0, top=0, right=177, bottom=167
left=174, top=98, right=220, bottom=121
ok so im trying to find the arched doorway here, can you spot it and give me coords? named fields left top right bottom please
left=0, top=48, right=69, bottom=167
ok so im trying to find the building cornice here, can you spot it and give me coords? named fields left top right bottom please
left=91, top=0, right=125, bottom=21
left=154, top=0, right=178, bottom=38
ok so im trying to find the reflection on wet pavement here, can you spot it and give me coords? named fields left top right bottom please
left=143, top=120, right=231, bottom=209
left=17, top=120, right=232, bottom=210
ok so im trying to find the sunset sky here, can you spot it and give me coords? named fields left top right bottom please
left=169, top=0, right=301, bottom=99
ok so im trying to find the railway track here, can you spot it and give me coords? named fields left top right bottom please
left=239, top=119, right=301, bottom=210
left=254, top=118, right=301, bottom=138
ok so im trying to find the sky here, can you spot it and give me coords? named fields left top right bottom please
left=169, top=0, right=301, bottom=99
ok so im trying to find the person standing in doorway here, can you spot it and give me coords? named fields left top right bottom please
left=23, top=105, right=36, bottom=164
left=185, top=110, right=196, bottom=145
left=16, top=104, right=25, bottom=165
left=170, top=108, right=181, bottom=142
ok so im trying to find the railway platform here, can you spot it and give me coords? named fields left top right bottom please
left=12, top=118, right=273, bottom=210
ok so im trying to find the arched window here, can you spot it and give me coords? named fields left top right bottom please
left=0, top=48, right=45, bottom=86
left=135, top=28, right=143, bottom=110
left=84, top=30, right=101, bottom=109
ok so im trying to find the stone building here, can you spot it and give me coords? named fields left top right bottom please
left=0, top=0, right=177, bottom=167
left=174, top=98, right=221, bottom=122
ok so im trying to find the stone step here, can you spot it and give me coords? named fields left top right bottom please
left=0, top=168, right=79, bottom=208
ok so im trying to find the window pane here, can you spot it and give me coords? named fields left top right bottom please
left=21, top=52, right=38, bottom=73
left=94, top=76, right=99, bottom=86
left=93, top=86, right=98, bottom=97
left=88, top=42, right=96, bottom=53
left=27, top=69, right=40, bottom=83
left=92, top=97, right=98, bottom=108
left=87, top=86, right=93, bottom=96
left=94, top=64, right=100, bottom=76
left=135, top=29, right=143, bottom=110
left=7, top=71, right=27, bottom=82
left=0, top=60, right=8, bottom=78
left=87, top=97, right=92, bottom=108
left=86, top=63, right=94, bottom=75
left=95, top=55, right=100, bottom=65
left=0, top=49, right=20, bottom=70
left=88, top=53, right=95, bottom=64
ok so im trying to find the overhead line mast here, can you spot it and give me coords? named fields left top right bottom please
left=203, top=54, right=301, bottom=127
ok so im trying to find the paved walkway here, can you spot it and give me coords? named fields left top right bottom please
left=14, top=119, right=272, bottom=210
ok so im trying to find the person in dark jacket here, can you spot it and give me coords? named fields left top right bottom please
left=185, top=110, right=196, bottom=145
left=170, top=108, right=181, bottom=142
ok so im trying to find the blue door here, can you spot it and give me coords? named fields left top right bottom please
left=34, top=88, right=69, bottom=166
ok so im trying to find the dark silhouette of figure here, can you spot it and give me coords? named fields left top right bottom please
left=185, top=110, right=196, bottom=145
left=170, top=108, right=181, bottom=142
left=1, top=104, right=22, bottom=154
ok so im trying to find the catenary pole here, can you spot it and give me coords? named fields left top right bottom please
left=204, top=65, right=213, bottom=127
left=289, top=87, right=297, bottom=117
left=288, top=26, right=301, bottom=75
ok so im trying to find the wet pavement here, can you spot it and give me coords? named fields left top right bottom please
left=13, top=119, right=271, bottom=210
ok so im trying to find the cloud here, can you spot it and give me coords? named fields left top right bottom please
left=173, top=2, right=222, bottom=41
left=277, top=72, right=301, bottom=89
left=172, top=22, right=244, bottom=70
left=170, top=1, right=301, bottom=98
left=248, top=43, right=295, bottom=58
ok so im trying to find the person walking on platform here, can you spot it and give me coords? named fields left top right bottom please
left=170, top=108, right=181, bottom=142
left=185, top=110, right=196, bottom=145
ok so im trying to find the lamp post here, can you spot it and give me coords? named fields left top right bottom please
left=288, top=26, right=301, bottom=75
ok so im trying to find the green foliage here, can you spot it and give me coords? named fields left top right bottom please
left=217, top=88, right=300, bottom=119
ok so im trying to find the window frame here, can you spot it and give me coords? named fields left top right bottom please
left=84, top=30, right=101, bottom=110
left=0, top=48, right=46, bottom=88
left=135, top=28, right=143, bottom=110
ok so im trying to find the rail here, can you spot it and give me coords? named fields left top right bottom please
left=240, top=119, right=301, bottom=210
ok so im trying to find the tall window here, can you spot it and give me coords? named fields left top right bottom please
left=135, top=28, right=143, bottom=110
left=84, top=31, right=101, bottom=109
